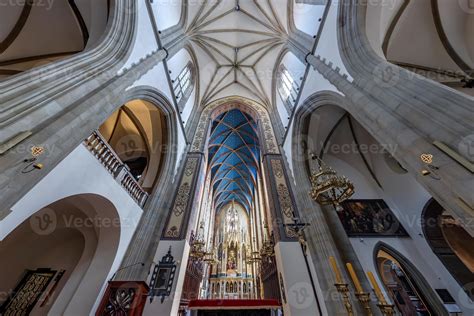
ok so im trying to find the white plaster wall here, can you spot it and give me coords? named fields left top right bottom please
left=151, top=0, right=182, bottom=32
left=2, top=144, right=144, bottom=314
left=313, top=2, right=352, bottom=81
left=293, top=1, right=326, bottom=36
left=365, top=0, right=404, bottom=58
left=119, top=0, right=159, bottom=74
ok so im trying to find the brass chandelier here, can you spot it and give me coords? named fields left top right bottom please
left=260, top=234, right=275, bottom=258
left=203, top=247, right=218, bottom=264
left=246, top=250, right=262, bottom=264
left=189, top=231, right=206, bottom=260
left=310, top=156, right=355, bottom=205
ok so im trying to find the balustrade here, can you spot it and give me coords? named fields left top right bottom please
left=84, top=131, right=148, bottom=207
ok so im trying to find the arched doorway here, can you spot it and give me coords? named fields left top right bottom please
left=0, top=194, right=120, bottom=315
left=422, top=198, right=474, bottom=299
left=0, top=0, right=110, bottom=79
left=375, top=243, right=447, bottom=316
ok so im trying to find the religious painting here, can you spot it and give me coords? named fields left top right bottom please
left=337, top=199, right=408, bottom=237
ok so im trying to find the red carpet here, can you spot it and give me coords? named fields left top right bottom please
left=188, top=299, right=281, bottom=310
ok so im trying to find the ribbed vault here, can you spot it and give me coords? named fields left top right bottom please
left=208, top=109, right=260, bottom=213
left=187, top=0, right=290, bottom=106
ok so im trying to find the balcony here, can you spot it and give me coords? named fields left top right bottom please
left=84, top=131, right=148, bottom=207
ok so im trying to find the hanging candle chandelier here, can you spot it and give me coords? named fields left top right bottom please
left=260, top=234, right=275, bottom=258
left=203, top=247, right=218, bottom=264
left=189, top=231, right=206, bottom=260
left=246, top=250, right=262, bottom=264
left=310, top=156, right=355, bottom=205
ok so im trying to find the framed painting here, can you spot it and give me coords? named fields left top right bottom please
left=337, top=199, right=408, bottom=237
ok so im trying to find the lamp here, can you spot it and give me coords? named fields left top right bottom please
left=260, top=233, right=275, bottom=258
left=246, top=251, right=261, bottom=264
left=203, top=247, right=218, bottom=264
left=310, top=155, right=354, bottom=205
left=189, top=231, right=206, bottom=261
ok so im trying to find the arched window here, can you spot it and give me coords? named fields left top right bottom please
left=277, top=64, right=299, bottom=114
left=173, top=62, right=195, bottom=111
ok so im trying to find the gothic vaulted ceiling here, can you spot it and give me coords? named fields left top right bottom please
left=186, top=0, right=292, bottom=107
left=0, top=1, right=108, bottom=76
left=208, top=109, right=260, bottom=213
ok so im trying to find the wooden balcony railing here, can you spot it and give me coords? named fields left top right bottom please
left=84, top=131, right=148, bottom=207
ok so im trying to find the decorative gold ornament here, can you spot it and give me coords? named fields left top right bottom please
left=31, top=146, right=45, bottom=157
left=334, top=283, right=354, bottom=316
left=246, top=251, right=262, bottom=264
left=420, top=153, right=433, bottom=164
left=203, top=247, right=218, bottom=264
left=260, top=234, right=275, bottom=258
left=189, top=231, right=206, bottom=260
left=355, top=292, right=373, bottom=316
left=310, top=157, right=354, bottom=205
left=376, top=303, right=395, bottom=316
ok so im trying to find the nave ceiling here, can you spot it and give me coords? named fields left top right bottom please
left=186, top=0, right=296, bottom=107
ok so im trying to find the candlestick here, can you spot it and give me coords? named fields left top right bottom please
left=355, top=292, right=373, bottom=316
left=377, top=302, right=395, bottom=316
left=346, top=263, right=363, bottom=294
left=367, top=272, right=395, bottom=316
left=367, top=271, right=385, bottom=303
left=334, top=283, right=354, bottom=316
left=329, top=256, right=343, bottom=284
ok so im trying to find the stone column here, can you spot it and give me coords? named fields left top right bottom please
left=263, top=154, right=327, bottom=316
left=306, top=54, right=474, bottom=236
left=0, top=9, right=190, bottom=217
left=142, top=153, right=205, bottom=316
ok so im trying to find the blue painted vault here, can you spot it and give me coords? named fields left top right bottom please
left=208, top=109, right=260, bottom=213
